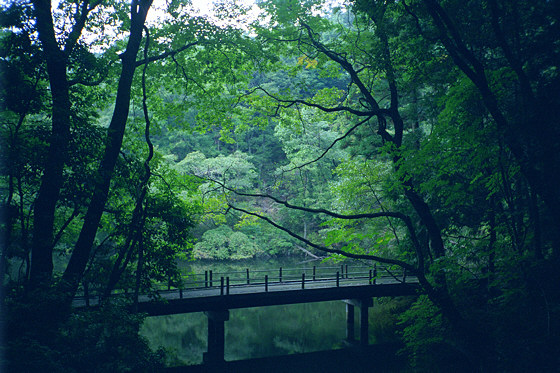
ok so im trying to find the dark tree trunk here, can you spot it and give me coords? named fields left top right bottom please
left=29, top=0, right=71, bottom=289
left=61, top=0, right=153, bottom=298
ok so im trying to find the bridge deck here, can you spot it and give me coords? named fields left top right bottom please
left=74, top=275, right=420, bottom=316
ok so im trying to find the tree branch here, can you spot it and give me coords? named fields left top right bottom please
left=134, top=41, right=200, bottom=67
left=245, top=86, right=382, bottom=117
left=300, top=22, right=383, bottom=115
left=487, top=0, right=534, bottom=104
left=286, top=115, right=373, bottom=172
left=104, top=25, right=154, bottom=298
left=64, top=0, right=101, bottom=57
left=205, top=177, right=425, bottom=269
left=51, top=207, right=80, bottom=249
left=228, top=203, right=418, bottom=273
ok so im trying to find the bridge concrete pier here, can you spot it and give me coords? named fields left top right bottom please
left=344, top=298, right=373, bottom=347
left=203, top=310, right=230, bottom=366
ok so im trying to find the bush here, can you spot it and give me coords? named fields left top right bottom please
left=193, top=226, right=259, bottom=260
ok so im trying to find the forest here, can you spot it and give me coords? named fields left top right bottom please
left=1, top=0, right=559, bottom=371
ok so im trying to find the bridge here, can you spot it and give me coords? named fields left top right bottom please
left=74, top=264, right=420, bottom=368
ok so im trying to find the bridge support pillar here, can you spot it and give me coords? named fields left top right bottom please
left=203, top=310, right=230, bottom=366
left=346, top=303, right=355, bottom=342
left=343, top=298, right=373, bottom=347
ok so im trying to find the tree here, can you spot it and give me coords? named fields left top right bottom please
left=2, top=0, right=253, bottom=299
left=410, top=0, right=560, bottom=232
left=3, top=0, right=559, bottom=369
left=9, top=0, right=154, bottom=298
left=219, top=0, right=560, bottom=368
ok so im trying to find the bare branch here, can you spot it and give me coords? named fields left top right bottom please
left=51, top=207, right=80, bottom=249
left=245, top=86, right=384, bottom=117
left=300, top=22, right=382, bottom=114
left=64, top=0, right=96, bottom=56
left=228, top=204, right=417, bottom=272
left=285, top=115, right=373, bottom=172
left=205, top=177, right=425, bottom=269
left=421, top=0, right=485, bottom=85
left=141, top=25, right=154, bottom=175
left=134, top=41, right=200, bottom=67
left=68, top=60, right=115, bottom=86
left=171, top=53, right=207, bottom=94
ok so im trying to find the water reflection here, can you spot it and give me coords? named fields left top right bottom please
left=140, top=258, right=409, bottom=367
left=141, top=299, right=407, bottom=366
left=226, top=301, right=347, bottom=360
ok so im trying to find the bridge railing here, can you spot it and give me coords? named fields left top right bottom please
left=74, top=264, right=412, bottom=306
left=155, top=264, right=410, bottom=294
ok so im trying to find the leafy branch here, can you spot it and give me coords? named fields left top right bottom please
left=204, top=177, right=425, bottom=272
left=228, top=203, right=418, bottom=273
left=244, top=86, right=384, bottom=117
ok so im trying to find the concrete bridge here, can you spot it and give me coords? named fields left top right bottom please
left=74, top=265, right=420, bottom=369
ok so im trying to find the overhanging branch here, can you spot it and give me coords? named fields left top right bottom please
left=245, top=86, right=384, bottom=117
left=228, top=204, right=417, bottom=273
left=204, top=177, right=425, bottom=270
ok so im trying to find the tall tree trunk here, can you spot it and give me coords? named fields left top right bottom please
left=61, top=0, right=153, bottom=298
left=29, top=0, right=71, bottom=289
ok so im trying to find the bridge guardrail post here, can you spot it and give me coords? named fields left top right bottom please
left=313, top=266, right=316, bottom=281
left=345, top=264, right=348, bottom=279
left=226, top=277, right=230, bottom=295
left=205, top=271, right=208, bottom=288
left=279, top=267, right=282, bottom=283
left=220, top=277, right=224, bottom=295
left=302, top=273, right=305, bottom=289
left=336, top=272, right=340, bottom=287
left=402, top=268, right=407, bottom=282
left=246, top=268, right=250, bottom=285
left=265, top=275, right=268, bottom=292
left=209, top=270, right=213, bottom=287
left=369, top=269, right=372, bottom=285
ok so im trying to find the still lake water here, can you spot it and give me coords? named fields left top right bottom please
left=140, top=257, right=407, bottom=366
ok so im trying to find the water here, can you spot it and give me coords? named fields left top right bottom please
left=140, top=257, right=408, bottom=366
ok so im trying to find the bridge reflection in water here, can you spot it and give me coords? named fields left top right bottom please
left=74, top=265, right=420, bottom=370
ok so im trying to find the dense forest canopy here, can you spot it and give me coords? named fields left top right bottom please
left=1, top=0, right=559, bottom=371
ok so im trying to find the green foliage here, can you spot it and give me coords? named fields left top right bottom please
left=193, top=225, right=259, bottom=260
left=89, top=157, right=200, bottom=293
left=140, top=313, right=207, bottom=366
left=369, top=297, right=414, bottom=344
left=398, top=295, right=470, bottom=371
left=176, top=150, right=258, bottom=189
left=3, top=0, right=560, bottom=370
left=230, top=213, right=299, bottom=257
